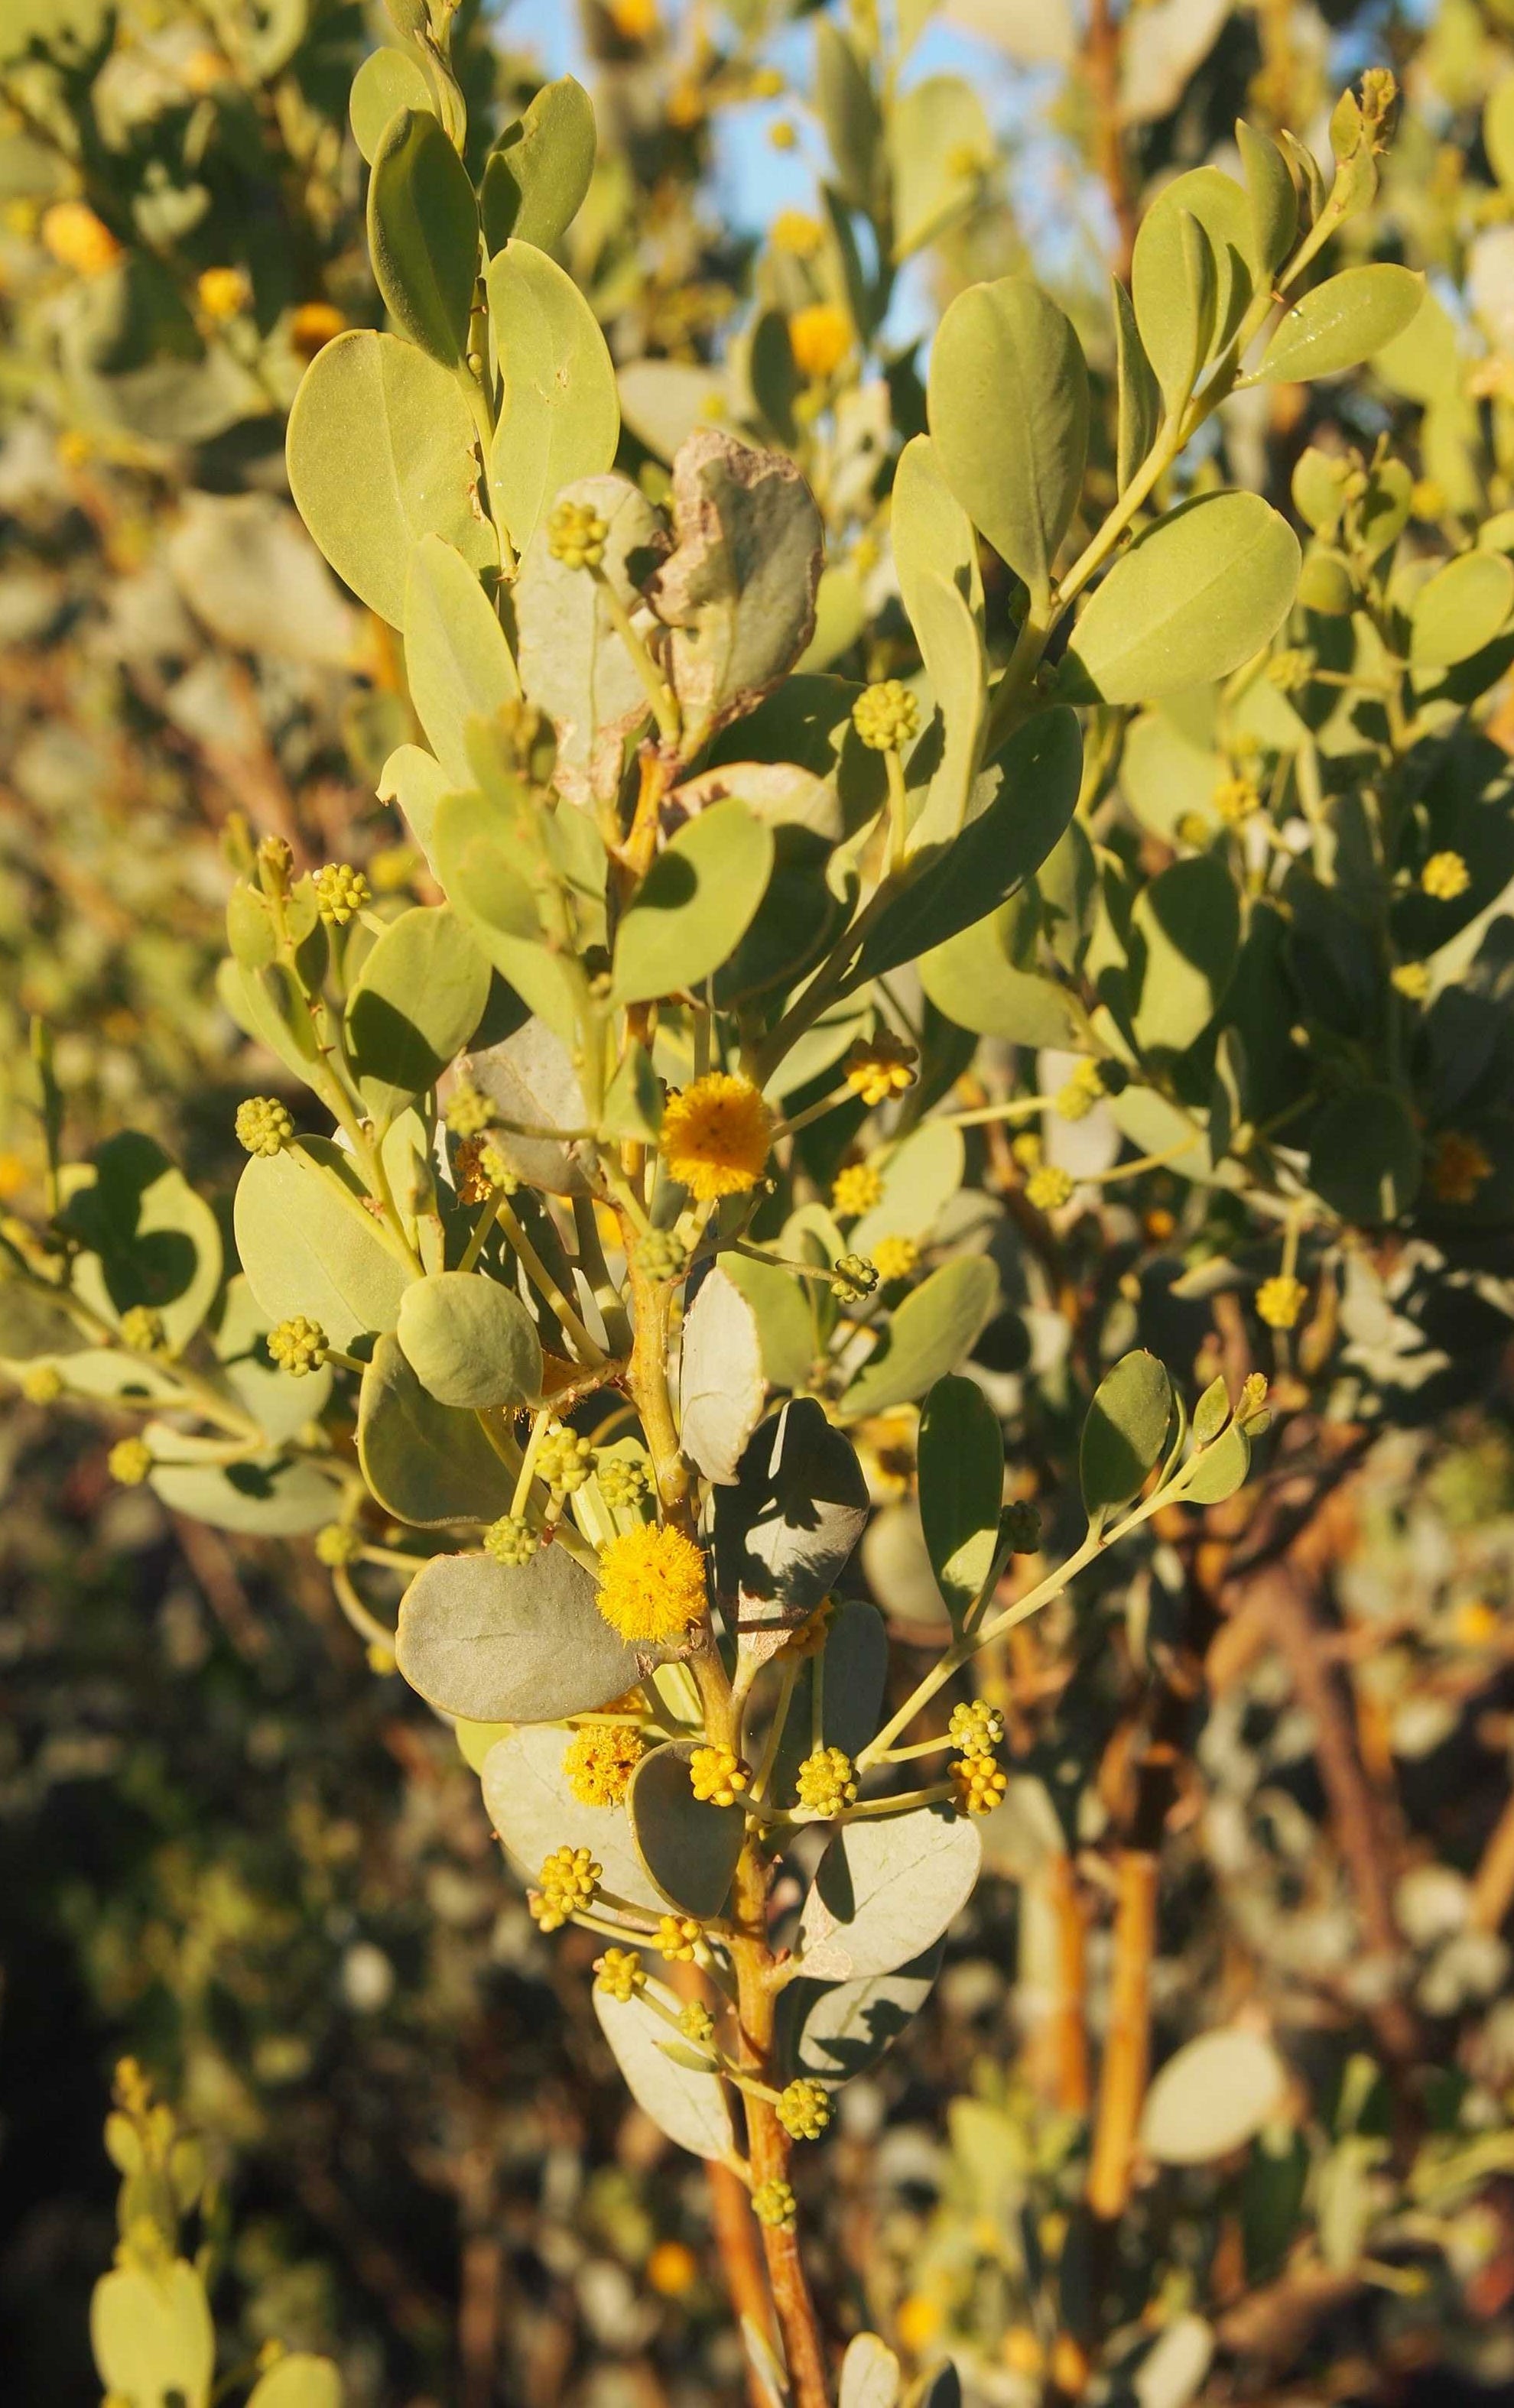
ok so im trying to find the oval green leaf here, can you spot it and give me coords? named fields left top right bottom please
left=485, top=242, right=620, bottom=560
left=404, top=535, right=521, bottom=783
left=1061, top=492, right=1300, bottom=706
left=627, top=1738, right=746, bottom=1918
left=398, top=1546, right=644, bottom=1721
left=610, top=800, right=775, bottom=1005
left=1259, top=264, right=1424, bottom=385
left=1080, top=1349, right=1172, bottom=1517
left=1410, top=548, right=1514, bottom=669
left=358, top=1333, right=515, bottom=1527
left=367, top=106, right=479, bottom=367
left=397, top=1271, right=543, bottom=1410
left=287, top=330, right=495, bottom=628
left=234, top=1141, right=412, bottom=1351
left=346, top=902, right=492, bottom=1128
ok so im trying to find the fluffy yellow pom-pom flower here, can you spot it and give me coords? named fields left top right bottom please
left=831, top=1161, right=883, bottom=1218
left=596, top=1523, right=708, bottom=1643
left=562, top=1723, right=646, bottom=1806
left=1256, top=1274, right=1308, bottom=1330
left=789, top=302, right=852, bottom=381
left=1421, top=850, right=1470, bottom=901
left=660, top=1073, right=773, bottom=1201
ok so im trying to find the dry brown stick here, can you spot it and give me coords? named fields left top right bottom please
left=1241, top=1563, right=1420, bottom=2065
left=707, top=2162, right=783, bottom=2408
left=1086, top=1849, right=1158, bottom=2219
left=1470, top=1782, right=1514, bottom=1935
left=1083, top=0, right=1136, bottom=278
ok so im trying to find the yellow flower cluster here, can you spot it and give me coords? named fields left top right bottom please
left=844, top=1032, right=918, bottom=1107
left=236, top=1096, right=294, bottom=1157
left=655, top=1915, right=702, bottom=1960
left=794, top=1745, right=858, bottom=1816
left=832, top=1161, right=883, bottom=1217
left=562, top=1723, right=646, bottom=1807
left=197, top=265, right=250, bottom=320
left=1054, top=1061, right=1106, bottom=1122
left=538, top=1424, right=596, bottom=1497
left=1421, top=850, right=1470, bottom=901
left=948, top=1699, right=1005, bottom=1753
left=119, top=1304, right=164, bottom=1354
left=268, top=1314, right=327, bottom=1375
left=952, top=1753, right=1008, bottom=1815
left=1025, top=1164, right=1074, bottom=1212
left=595, top=1947, right=645, bottom=2001
left=290, top=300, right=345, bottom=359
left=109, top=1436, right=154, bottom=1486
left=1213, top=775, right=1262, bottom=826
left=547, top=499, right=608, bottom=569
left=314, top=862, right=369, bottom=925
left=42, top=200, right=122, bottom=275
left=21, top=1364, right=63, bottom=1405
left=1256, top=1274, right=1308, bottom=1330
left=871, top=1235, right=919, bottom=1284
left=661, top=1073, right=773, bottom=1200
left=530, top=1845, right=599, bottom=1931
left=444, top=1079, right=493, bottom=1137
left=851, top=680, right=919, bottom=753
left=678, top=1999, right=716, bottom=2044
left=689, top=1745, right=749, bottom=1806
left=596, top=1524, right=708, bottom=1642
left=772, top=209, right=823, bottom=255
left=776, top=2079, right=831, bottom=2140
left=1392, top=961, right=1431, bottom=1000
left=752, top=2178, right=798, bottom=2230
left=789, top=302, right=851, bottom=381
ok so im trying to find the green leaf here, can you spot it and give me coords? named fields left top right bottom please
left=234, top=1141, right=412, bottom=1352
left=397, top=1271, right=542, bottom=1410
left=918, top=1374, right=1003, bottom=1627
left=928, top=275, right=1089, bottom=609
left=899, top=568, right=986, bottom=853
left=346, top=903, right=492, bottom=1128
left=481, top=77, right=596, bottom=254
left=367, top=108, right=479, bottom=368
left=514, top=472, right=664, bottom=808
left=377, top=745, right=452, bottom=875
left=287, top=331, right=495, bottom=628
left=1132, top=168, right=1252, bottom=409
left=399, top=1546, right=644, bottom=1720
left=1113, top=273, right=1160, bottom=494
left=777, top=1942, right=942, bottom=2087
left=349, top=47, right=434, bottom=164
left=466, top=1016, right=594, bottom=1195
left=0, top=1280, right=91, bottom=1360
left=1410, top=549, right=1514, bottom=668
left=888, top=76, right=992, bottom=260
left=856, top=706, right=1083, bottom=979
left=678, top=1265, right=769, bottom=1484
left=892, top=433, right=983, bottom=636
left=433, top=794, right=583, bottom=1043
left=1140, top=2030, right=1288, bottom=2164
left=358, top=1333, right=515, bottom=1527
left=149, top=1456, right=338, bottom=1537
left=1080, top=1349, right=1172, bottom=1517
left=403, top=536, right=521, bottom=783
left=627, top=1739, right=746, bottom=1917
left=814, top=18, right=881, bottom=213
left=1129, top=856, right=1239, bottom=1054
left=840, top=1254, right=999, bottom=1418
left=91, top=2260, right=215, bottom=2408
left=61, top=1132, right=222, bottom=1352
left=611, top=800, right=775, bottom=1004
left=1118, top=709, right=1226, bottom=845
left=1487, top=72, right=1514, bottom=193
left=212, top=1277, right=332, bottom=1446
left=838, top=2336, right=901, bottom=2408
left=1236, top=120, right=1297, bottom=280
left=849, top=1121, right=964, bottom=1255
left=798, top=1807, right=981, bottom=1980
left=1191, top=1374, right=1230, bottom=1445
left=485, top=242, right=620, bottom=560
left=1307, top=1088, right=1422, bottom=1224
left=771, top=1596, right=889, bottom=1806
left=1061, top=493, right=1300, bottom=706
left=718, top=1250, right=815, bottom=1394
left=481, top=1723, right=664, bottom=1907
left=713, top=1398, right=869, bottom=1625
left=593, top=1978, right=735, bottom=2160
left=648, top=429, right=825, bottom=752
left=246, top=2356, right=344, bottom=2408
left=1258, top=264, right=1424, bottom=384
left=1183, top=1420, right=1251, bottom=1504
left=919, top=900, right=1081, bottom=1046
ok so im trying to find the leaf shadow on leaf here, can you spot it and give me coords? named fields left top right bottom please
left=713, top=1397, right=869, bottom=1624
left=777, top=1942, right=944, bottom=2083
left=60, top=1133, right=199, bottom=1313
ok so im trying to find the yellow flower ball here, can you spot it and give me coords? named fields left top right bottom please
left=41, top=200, right=122, bottom=277
left=646, top=2239, right=700, bottom=2296
left=1256, top=1274, right=1308, bottom=1330
left=562, top=1722, right=646, bottom=1806
left=832, top=1161, right=884, bottom=1218
left=1421, top=850, right=1470, bottom=901
left=660, top=1072, right=773, bottom=1201
left=843, top=1032, right=918, bottom=1108
left=871, top=1235, right=919, bottom=1284
left=772, top=208, right=823, bottom=255
left=596, top=1523, right=709, bottom=1643
left=289, top=300, right=346, bottom=359
left=789, top=302, right=852, bottom=382
left=197, top=265, right=250, bottom=320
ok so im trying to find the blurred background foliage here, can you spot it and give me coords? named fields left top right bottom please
left=8, top=1, right=1514, bottom=2403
